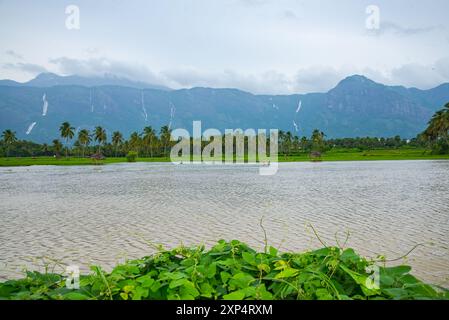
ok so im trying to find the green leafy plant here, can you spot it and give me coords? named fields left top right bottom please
left=126, top=151, right=138, bottom=162
left=0, top=240, right=448, bottom=300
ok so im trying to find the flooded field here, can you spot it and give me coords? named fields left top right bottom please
left=0, top=161, right=448, bottom=286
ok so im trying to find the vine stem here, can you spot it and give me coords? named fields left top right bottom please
left=375, top=243, right=427, bottom=263
left=308, top=224, right=328, bottom=248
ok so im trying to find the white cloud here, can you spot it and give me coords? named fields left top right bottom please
left=3, top=62, right=47, bottom=74
left=48, top=56, right=166, bottom=86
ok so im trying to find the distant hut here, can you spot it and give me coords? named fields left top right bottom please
left=90, top=153, right=106, bottom=162
left=90, top=153, right=105, bottom=160
left=309, top=151, right=322, bottom=162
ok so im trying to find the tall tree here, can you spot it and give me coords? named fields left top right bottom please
left=423, top=102, right=449, bottom=153
left=112, top=131, right=124, bottom=157
left=129, top=132, right=141, bottom=155
left=1, top=129, right=17, bottom=157
left=160, top=125, right=171, bottom=157
left=311, top=129, right=326, bottom=152
left=41, top=143, right=49, bottom=156
left=77, top=129, right=91, bottom=158
left=94, top=126, right=107, bottom=154
left=142, top=126, right=156, bottom=157
left=59, top=122, right=75, bottom=158
left=52, top=139, right=63, bottom=158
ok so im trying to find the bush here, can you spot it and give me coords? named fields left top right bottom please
left=0, top=240, right=447, bottom=300
left=126, top=151, right=138, bottom=162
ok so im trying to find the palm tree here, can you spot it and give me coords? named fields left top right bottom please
left=424, top=103, right=449, bottom=141
left=112, top=131, right=123, bottom=157
left=52, top=139, right=63, bottom=158
left=1, top=129, right=17, bottom=157
left=129, top=132, right=141, bottom=155
left=300, top=136, right=308, bottom=151
left=94, top=126, right=107, bottom=154
left=160, top=125, right=171, bottom=157
left=311, top=129, right=326, bottom=153
left=59, top=122, right=75, bottom=158
left=142, top=126, right=156, bottom=157
left=423, top=103, right=449, bottom=153
left=77, top=129, right=91, bottom=158
left=41, top=143, right=49, bottom=156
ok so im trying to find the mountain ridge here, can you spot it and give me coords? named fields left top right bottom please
left=0, top=72, right=171, bottom=91
left=1, top=74, right=448, bottom=142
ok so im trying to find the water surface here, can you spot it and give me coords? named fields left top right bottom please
left=0, top=161, right=448, bottom=285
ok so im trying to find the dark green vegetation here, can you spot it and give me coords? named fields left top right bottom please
left=422, top=102, right=449, bottom=154
left=1, top=74, right=449, bottom=142
left=1, top=103, right=448, bottom=165
left=0, top=240, right=447, bottom=300
left=1, top=149, right=449, bottom=167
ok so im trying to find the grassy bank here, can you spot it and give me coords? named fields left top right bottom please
left=0, top=156, right=172, bottom=167
left=279, top=148, right=449, bottom=162
left=0, top=240, right=447, bottom=300
left=0, top=148, right=448, bottom=167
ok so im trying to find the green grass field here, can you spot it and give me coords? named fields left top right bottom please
left=0, top=148, right=448, bottom=167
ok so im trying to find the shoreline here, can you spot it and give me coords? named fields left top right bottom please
left=1, top=240, right=447, bottom=300
left=1, top=150, right=449, bottom=167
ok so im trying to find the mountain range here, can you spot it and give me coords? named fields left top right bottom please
left=1, top=73, right=448, bottom=142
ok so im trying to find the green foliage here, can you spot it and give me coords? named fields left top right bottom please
left=1, top=241, right=448, bottom=300
left=126, top=151, right=138, bottom=162
left=423, top=102, right=449, bottom=154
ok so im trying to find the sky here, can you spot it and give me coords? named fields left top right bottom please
left=1, top=0, right=449, bottom=94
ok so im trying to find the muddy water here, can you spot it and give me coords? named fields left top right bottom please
left=0, top=161, right=448, bottom=285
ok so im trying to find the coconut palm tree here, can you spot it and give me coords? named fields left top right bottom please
left=77, top=129, right=91, bottom=158
left=311, top=129, right=326, bottom=153
left=94, top=126, right=107, bottom=154
left=142, top=126, right=156, bottom=157
left=129, top=131, right=141, bottom=156
left=160, top=125, right=171, bottom=157
left=52, top=139, right=63, bottom=158
left=59, top=122, right=75, bottom=158
left=41, top=143, right=49, bottom=156
left=112, top=131, right=123, bottom=157
left=423, top=103, right=449, bottom=153
left=1, top=129, right=17, bottom=157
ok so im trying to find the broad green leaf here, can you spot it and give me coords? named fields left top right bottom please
left=120, top=292, right=128, bottom=300
left=63, top=292, right=89, bottom=300
left=169, top=278, right=188, bottom=289
left=242, top=252, right=256, bottom=266
left=223, top=290, right=245, bottom=300
left=275, top=268, right=299, bottom=279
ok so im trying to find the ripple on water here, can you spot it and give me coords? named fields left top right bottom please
left=0, top=161, right=448, bottom=285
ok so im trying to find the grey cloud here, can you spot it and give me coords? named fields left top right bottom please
left=293, top=67, right=344, bottom=93
left=5, top=55, right=449, bottom=94
left=4, top=50, right=23, bottom=60
left=282, top=10, right=298, bottom=21
left=162, top=68, right=293, bottom=94
left=3, top=62, right=47, bottom=74
left=49, top=56, right=167, bottom=87
left=387, top=58, right=449, bottom=89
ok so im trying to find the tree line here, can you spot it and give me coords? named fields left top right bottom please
left=1, top=102, right=448, bottom=158
left=1, top=124, right=173, bottom=158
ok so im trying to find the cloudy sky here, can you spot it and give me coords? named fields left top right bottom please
left=1, top=0, right=449, bottom=94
